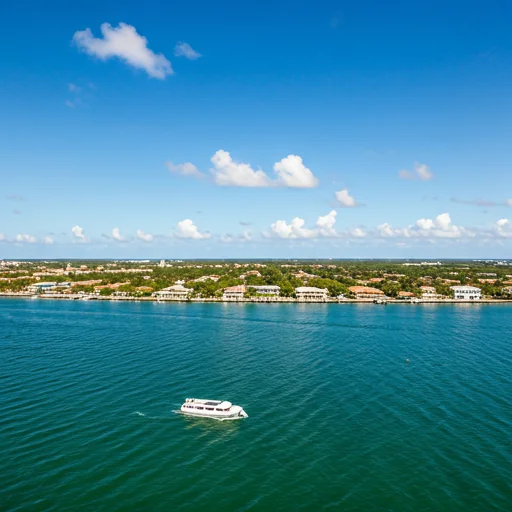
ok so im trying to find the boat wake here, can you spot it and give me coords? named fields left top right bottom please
left=132, top=411, right=173, bottom=420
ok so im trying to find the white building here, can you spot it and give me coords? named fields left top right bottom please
left=295, top=286, right=328, bottom=302
left=27, top=282, right=71, bottom=293
left=153, top=284, right=192, bottom=300
left=420, top=286, right=442, bottom=299
left=223, top=285, right=246, bottom=300
left=247, top=285, right=280, bottom=296
left=451, top=285, right=482, bottom=300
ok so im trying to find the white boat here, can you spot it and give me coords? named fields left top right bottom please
left=179, top=398, right=248, bottom=420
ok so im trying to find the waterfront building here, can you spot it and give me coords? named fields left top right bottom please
left=451, top=285, right=482, bottom=300
left=420, top=286, right=442, bottom=299
left=398, top=291, right=416, bottom=299
left=247, top=285, right=280, bottom=296
left=295, top=286, right=328, bottom=301
left=348, top=286, right=385, bottom=299
left=153, top=284, right=192, bottom=300
left=223, top=285, right=246, bottom=300
left=27, top=282, right=71, bottom=293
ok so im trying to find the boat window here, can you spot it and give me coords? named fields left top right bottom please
left=196, top=406, right=204, bottom=410
left=215, top=408, right=223, bottom=411
left=206, top=407, right=214, bottom=410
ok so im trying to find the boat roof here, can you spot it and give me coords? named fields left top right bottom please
left=185, top=398, right=232, bottom=408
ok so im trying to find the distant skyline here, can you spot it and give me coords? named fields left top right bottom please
left=1, top=0, right=512, bottom=258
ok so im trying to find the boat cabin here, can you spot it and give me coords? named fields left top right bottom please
left=182, top=398, right=232, bottom=412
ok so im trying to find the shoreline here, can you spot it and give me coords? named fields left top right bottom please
left=1, top=293, right=511, bottom=305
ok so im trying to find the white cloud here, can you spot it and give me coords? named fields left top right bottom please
left=15, top=234, right=37, bottom=243
left=65, top=100, right=75, bottom=108
left=378, top=213, right=465, bottom=239
left=316, top=210, right=338, bottom=236
left=399, top=162, right=434, bottom=181
left=377, top=223, right=395, bottom=237
left=415, top=213, right=462, bottom=238
left=175, top=219, right=211, bottom=239
left=174, top=42, right=202, bottom=60
left=416, top=218, right=435, bottom=231
left=0, top=233, right=5, bottom=241
left=112, top=227, right=123, bottom=241
left=496, top=218, right=512, bottom=238
left=209, top=150, right=319, bottom=188
left=415, top=163, right=434, bottom=181
left=166, top=161, right=204, bottom=178
left=350, top=227, right=366, bottom=238
left=68, top=83, right=81, bottom=93
left=137, top=229, right=153, bottom=242
left=42, top=236, right=54, bottom=245
left=506, top=199, right=512, bottom=207
left=72, top=225, right=86, bottom=240
left=273, top=155, right=318, bottom=188
left=270, top=217, right=317, bottom=239
left=210, top=150, right=271, bottom=187
left=335, top=188, right=357, bottom=207
left=270, top=211, right=339, bottom=239
left=73, top=23, right=173, bottom=79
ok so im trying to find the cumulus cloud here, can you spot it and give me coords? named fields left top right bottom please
left=335, top=188, right=357, bottom=207
left=112, top=227, right=124, bottom=241
left=137, top=229, right=153, bottom=242
left=399, top=162, right=434, bottom=181
left=210, top=150, right=271, bottom=187
left=270, top=210, right=339, bottom=239
left=377, top=223, right=395, bottom=237
left=209, top=150, right=319, bottom=188
left=15, top=234, right=37, bottom=243
left=496, top=218, right=512, bottom=238
left=174, top=42, right=202, bottom=60
left=507, top=199, right=512, bottom=207
left=375, top=213, right=468, bottom=240
left=166, top=161, right=204, bottom=178
left=71, top=225, right=86, bottom=240
left=415, top=213, right=463, bottom=238
left=316, top=210, right=337, bottom=236
left=175, top=219, right=211, bottom=239
left=73, top=23, right=173, bottom=79
left=273, top=155, right=319, bottom=188
left=42, top=236, right=54, bottom=245
left=271, top=217, right=317, bottom=239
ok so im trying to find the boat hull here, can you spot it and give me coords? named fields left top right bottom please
left=179, top=410, right=247, bottom=421
left=178, top=404, right=248, bottom=421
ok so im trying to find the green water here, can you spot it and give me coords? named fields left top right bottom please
left=1, top=299, right=511, bottom=511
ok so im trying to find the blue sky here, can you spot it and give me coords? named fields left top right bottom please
left=1, top=0, right=512, bottom=258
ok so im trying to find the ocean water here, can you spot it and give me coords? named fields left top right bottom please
left=1, top=299, right=511, bottom=511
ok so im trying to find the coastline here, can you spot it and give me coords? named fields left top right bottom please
left=1, top=292, right=511, bottom=305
